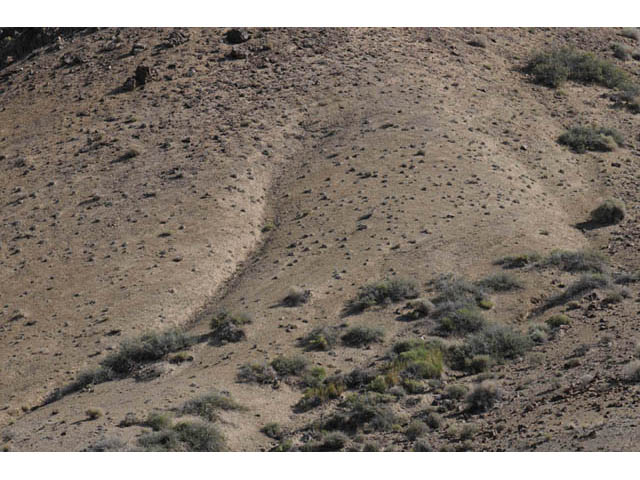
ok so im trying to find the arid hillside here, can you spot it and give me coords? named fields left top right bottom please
left=1, top=27, right=640, bottom=452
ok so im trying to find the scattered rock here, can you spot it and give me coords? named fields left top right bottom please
left=225, top=28, right=250, bottom=45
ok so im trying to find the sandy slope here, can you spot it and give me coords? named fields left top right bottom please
left=1, top=27, right=639, bottom=451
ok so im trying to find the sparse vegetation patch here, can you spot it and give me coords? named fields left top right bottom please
left=558, top=126, right=624, bottom=153
left=344, top=278, right=418, bottom=314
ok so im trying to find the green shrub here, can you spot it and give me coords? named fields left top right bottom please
left=405, top=298, right=434, bottom=319
left=546, top=314, right=570, bottom=329
left=476, top=273, right=523, bottom=292
left=301, top=366, right=327, bottom=388
left=344, top=278, right=418, bottom=314
left=590, top=199, right=625, bottom=225
left=236, top=362, right=277, bottom=384
left=181, top=391, right=245, bottom=421
left=432, top=274, right=485, bottom=306
left=299, top=326, right=339, bottom=351
left=301, top=432, right=349, bottom=452
left=558, top=125, right=624, bottom=153
left=390, top=343, right=443, bottom=380
left=494, top=253, right=541, bottom=269
left=437, top=307, right=487, bottom=336
left=540, top=249, right=608, bottom=273
left=612, top=43, right=633, bottom=60
left=466, top=381, right=503, bottom=412
left=344, top=367, right=377, bottom=389
left=525, top=47, right=635, bottom=90
left=101, top=328, right=193, bottom=375
left=445, top=383, right=469, bottom=400
left=138, top=420, right=226, bottom=452
left=261, top=422, right=284, bottom=440
left=144, top=411, right=172, bottom=431
left=424, top=411, right=443, bottom=429
left=322, top=393, right=397, bottom=433
left=210, top=310, right=251, bottom=344
left=468, top=354, right=492, bottom=373
left=466, top=324, right=533, bottom=361
left=342, top=326, right=384, bottom=347
left=270, top=355, right=308, bottom=377
left=368, top=375, right=389, bottom=393
left=528, top=322, right=550, bottom=343
left=402, top=378, right=426, bottom=394
left=405, top=420, right=429, bottom=440
left=86, top=437, right=128, bottom=452
left=295, top=377, right=345, bottom=412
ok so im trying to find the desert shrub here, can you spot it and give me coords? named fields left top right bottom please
left=270, top=355, right=308, bottom=377
left=344, top=367, right=377, bottom=389
left=590, top=199, right=625, bottom=225
left=466, top=324, right=533, bottom=361
left=44, top=367, right=114, bottom=405
left=445, top=383, right=469, bottom=400
left=168, top=351, right=193, bottom=364
left=525, top=47, right=635, bottom=90
left=344, top=278, right=418, bottom=314
left=301, top=432, right=349, bottom=452
left=368, top=375, right=389, bottom=393
left=478, top=299, right=494, bottom=310
left=138, top=429, right=182, bottom=451
left=437, top=307, right=487, bottom=336
left=323, top=393, right=397, bottom=433
left=101, top=328, right=193, bottom=375
left=181, top=391, right=245, bottom=421
left=544, top=274, right=612, bottom=309
left=301, top=366, right=327, bottom=388
left=172, top=421, right=226, bottom=452
left=494, top=252, right=541, bottom=269
left=281, top=286, right=311, bottom=307
left=389, top=343, right=443, bottom=380
left=466, top=381, right=503, bottom=412
left=402, top=378, right=426, bottom=394
left=413, top=439, right=434, bottom=452
left=614, top=271, right=640, bottom=285
left=209, top=309, right=251, bottom=344
left=405, top=297, right=434, bottom=319
left=299, top=326, right=339, bottom=351
left=424, top=411, right=443, bottom=430
left=612, top=43, right=633, bottom=60
left=295, top=377, right=345, bottom=412
left=540, top=249, right=608, bottom=273
left=528, top=322, right=550, bottom=343
left=405, top=420, right=429, bottom=440
left=476, top=273, right=523, bottom=292
left=622, top=360, right=640, bottom=383
left=342, top=326, right=384, bottom=347
left=143, top=411, right=172, bottom=431
left=620, top=28, right=640, bottom=41
left=86, top=437, right=128, bottom=452
left=261, top=422, right=284, bottom=440
left=236, top=363, right=277, bottom=384
left=86, top=407, right=103, bottom=420
left=546, top=314, right=570, bottom=329
left=558, top=125, right=624, bottom=153
left=432, top=274, right=486, bottom=307
left=468, top=354, right=492, bottom=373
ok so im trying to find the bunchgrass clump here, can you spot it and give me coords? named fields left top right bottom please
left=344, top=278, right=418, bottom=314
left=101, top=328, right=193, bottom=375
left=620, top=28, right=640, bottom=41
left=144, top=411, right=173, bottom=431
left=261, top=422, right=284, bottom=440
left=341, top=326, right=384, bottom=347
left=405, top=420, right=429, bottom=440
left=612, top=43, right=633, bottom=61
left=139, top=420, right=226, bottom=452
left=539, top=249, right=608, bottom=273
left=181, top=391, right=245, bottom=421
left=270, top=355, right=308, bottom=377
left=322, top=392, right=397, bottom=433
left=86, top=407, right=103, bottom=420
left=558, top=125, right=624, bottom=153
left=465, top=324, right=533, bottom=361
left=476, top=273, right=523, bottom=292
left=590, top=199, right=625, bottom=226
left=466, top=380, right=503, bottom=412
left=546, top=314, right=570, bottom=329
left=388, top=341, right=444, bottom=380
left=294, top=377, right=346, bottom=412
left=405, top=298, right=434, bottom=319
left=299, top=326, right=339, bottom=351
left=236, top=362, right=277, bottom=385
left=437, top=307, right=487, bottom=336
